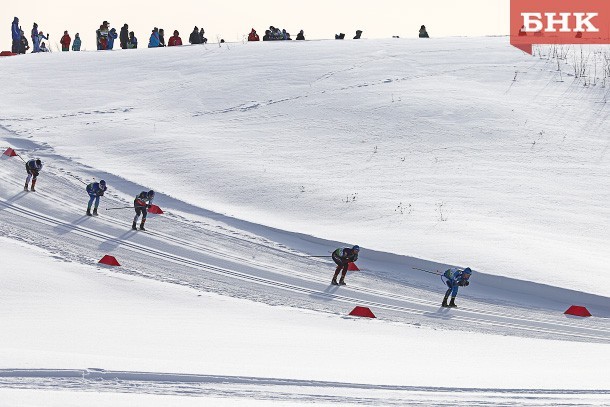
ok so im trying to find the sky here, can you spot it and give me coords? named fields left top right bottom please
left=2, top=1, right=509, bottom=51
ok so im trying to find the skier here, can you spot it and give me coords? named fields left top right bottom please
left=85, top=180, right=107, bottom=216
left=72, top=33, right=81, bottom=51
left=24, top=158, right=43, bottom=191
left=331, top=245, right=360, bottom=285
left=133, top=190, right=155, bottom=230
left=441, top=267, right=472, bottom=308
left=60, top=30, right=71, bottom=51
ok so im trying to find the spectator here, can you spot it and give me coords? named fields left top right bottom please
left=262, top=30, right=270, bottom=41
left=107, top=27, right=118, bottom=50
left=282, top=29, right=291, bottom=40
left=12, top=17, right=20, bottom=53
left=36, top=31, right=49, bottom=52
left=199, top=28, right=207, bottom=44
left=168, top=30, right=182, bottom=46
left=72, top=33, right=81, bottom=51
left=60, top=30, right=71, bottom=51
left=248, top=28, right=259, bottom=41
left=19, top=30, right=30, bottom=54
left=120, top=24, right=129, bottom=49
left=128, top=31, right=137, bottom=48
left=39, top=42, right=49, bottom=52
left=97, top=22, right=109, bottom=50
left=335, top=33, right=345, bottom=40
left=189, top=26, right=201, bottom=44
left=353, top=30, right=362, bottom=39
left=296, top=30, right=305, bottom=40
left=419, top=25, right=429, bottom=38
left=158, top=28, right=166, bottom=46
left=148, top=27, right=160, bottom=48
left=31, top=23, right=42, bottom=52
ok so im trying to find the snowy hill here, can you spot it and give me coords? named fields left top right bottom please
left=0, top=37, right=609, bottom=405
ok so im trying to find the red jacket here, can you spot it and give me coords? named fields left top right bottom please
left=168, top=36, right=182, bottom=46
left=60, top=34, right=71, bottom=47
left=248, top=31, right=259, bottom=41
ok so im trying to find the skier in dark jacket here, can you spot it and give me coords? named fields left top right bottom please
left=296, top=30, right=305, bottom=40
left=189, top=27, right=201, bottom=44
left=86, top=180, right=107, bottom=216
left=24, top=159, right=43, bottom=191
left=12, top=17, right=20, bottom=53
left=120, top=24, right=129, bottom=49
left=331, top=245, right=360, bottom=285
left=133, top=190, right=155, bottom=230
left=158, top=28, right=166, bottom=46
left=441, top=267, right=472, bottom=308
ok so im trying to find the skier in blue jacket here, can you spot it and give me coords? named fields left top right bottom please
left=107, top=28, right=118, bottom=50
left=133, top=190, right=155, bottom=230
left=24, top=159, right=43, bottom=191
left=331, top=245, right=360, bottom=285
left=86, top=180, right=107, bottom=216
left=441, top=267, right=472, bottom=308
left=12, top=17, right=20, bottom=53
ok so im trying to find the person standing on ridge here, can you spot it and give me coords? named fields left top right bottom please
left=441, top=267, right=472, bottom=308
left=419, top=25, right=429, bottom=38
left=133, top=190, right=155, bottom=230
left=331, top=245, right=360, bottom=285
left=189, top=27, right=200, bottom=44
left=107, top=27, right=118, bottom=50
left=12, top=17, right=20, bottom=53
left=72, top=33, right=81, bottom=51
left=120, top=24, right=129, bottom=49
left=168, top=30, right=182, bottom=46
left=24, top=159, right=43, bottom=191
left=86, top=180, right=107, bottom=216
left=60, top=30, right=71, bottom=51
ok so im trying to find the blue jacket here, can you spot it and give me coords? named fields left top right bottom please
left=72, top=37, right=81, bottom=51
left=12, top=18, right=20, bottom=40
left=444, top=268, right=469, bottom=285
left=107, top=29, right=117, bottom=49
left=86, top=182, right=106, bottom=197
left=148, top=31, right=160, bottom=48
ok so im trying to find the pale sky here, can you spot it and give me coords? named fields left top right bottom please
left=3, top=1, right=508, bottom=51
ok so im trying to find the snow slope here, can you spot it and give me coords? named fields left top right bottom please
left=0, top=37, right=609, bottom=404
left=0, top=37, right=608, bottom=297
left=1, top=237, right=609, bottom=406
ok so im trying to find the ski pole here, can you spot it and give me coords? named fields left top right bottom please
left=15, top=153, right=26, bottom=164
left=412, top=267, right=442, bottom=275
left=304, top=255, right=333, bottom=258
left=105, top=206, right=133, bottom=211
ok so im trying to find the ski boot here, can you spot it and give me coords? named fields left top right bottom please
left=448, top=297, right=457, bottom=308
left=132, top=221, right=137, bottom=230
left=331, top=278, right=338, bottom=286
left=30, top=180, right=36, bottom=192
left=139, top=220, right=146, bottom=231
left=24, top=183, right=29, bottom=191
left=441, top=297, right=449, bottom=307
left=86, top=208, right=92, bottom=216
left=92, top=208, right=98, bottom=216
left=338, top=278, right=346, bottom=286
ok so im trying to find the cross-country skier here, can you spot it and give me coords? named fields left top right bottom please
left=133, top=190, right=155, bottom=230
left=441, top=267, right=472, bottom=308
left=24, top=159, right=43, bottom=191
left=331, top=245, right=360, bottom=285
left=86, top=180, right=107, bottom=216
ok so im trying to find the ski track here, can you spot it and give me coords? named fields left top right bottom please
left=1, top=143, right=609, bottom=344
left=0, top=369, right=609, bottom=406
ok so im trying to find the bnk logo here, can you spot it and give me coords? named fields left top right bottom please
left=510, top=0, right=610, bottom=54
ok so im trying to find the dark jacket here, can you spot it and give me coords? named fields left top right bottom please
left=120, top=25, right=129, bottom=48
left=12, top=18, right=20, bottom=40
left=189, top=29, right=201, bottom=44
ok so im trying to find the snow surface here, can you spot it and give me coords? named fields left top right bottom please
left=0, top=37, right=609, bottom=404
left=1, top=237, right=609, bottom=406
left=1, top=37, right=609, bottom=297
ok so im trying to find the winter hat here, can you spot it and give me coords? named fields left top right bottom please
left=463, top=267, right=472, bottom=275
